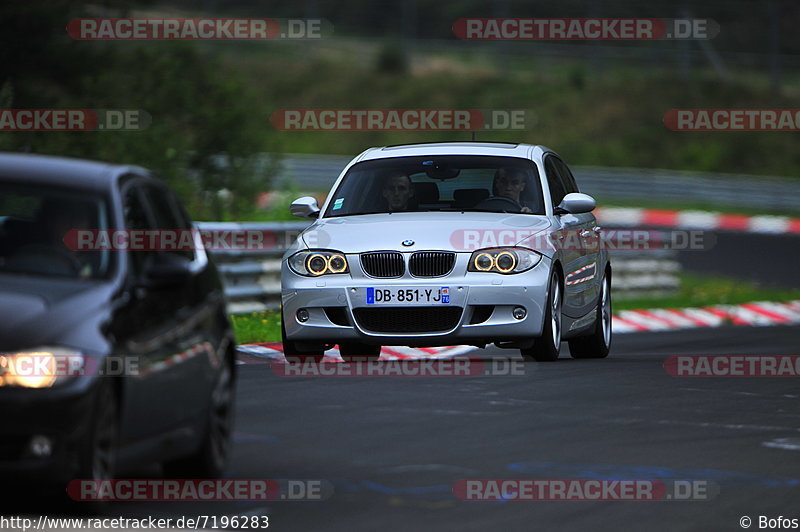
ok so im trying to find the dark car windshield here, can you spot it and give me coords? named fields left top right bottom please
left=0, top=183, right=111, bottom=279
left=323, top=155, right=544, bottom=217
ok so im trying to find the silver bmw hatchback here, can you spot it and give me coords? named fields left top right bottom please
left=281, top=142, right=611, bottom=362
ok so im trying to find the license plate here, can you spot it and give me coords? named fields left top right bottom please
left=366, top=287, right=450, bottom=305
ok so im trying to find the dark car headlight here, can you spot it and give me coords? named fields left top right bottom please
left=0, top=347, right=86, bottom=388
left=468, top=247, right=541, bottom=274
left=288, top=250, right=350, bottom=276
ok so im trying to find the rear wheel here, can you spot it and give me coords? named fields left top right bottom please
left=521, top=273, right=562, bottom=362
left=281, top=310, right=325, bottom=362
left=339, top=342, right=381, bottom=362
left=569, top=272, right=612, bottom=359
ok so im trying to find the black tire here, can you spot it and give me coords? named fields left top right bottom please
left=281, top=308, right=325, bottom=362
left=339, top=342, right=381, bottom=362
left=163, top=358, right=234, bottom=478
left=569, top=273, right=612, bottom=359
left=521, top=273, right=562, bottom=362
left=78, top=378, right=119, bottom=481
left=64, top=378, right=120, bottom=510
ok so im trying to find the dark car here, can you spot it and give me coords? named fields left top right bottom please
left=0, top=153, right=236, bottom=490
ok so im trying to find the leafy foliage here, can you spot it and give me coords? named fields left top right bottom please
left=0, top=0, right=276, bottom=220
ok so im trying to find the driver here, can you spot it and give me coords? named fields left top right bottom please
left=492, top=167, right=532, bottom=213
left=381, top=171, right=416, bottom=212
left=40, top=202, right=93, bottom=277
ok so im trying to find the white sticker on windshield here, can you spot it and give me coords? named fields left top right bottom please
left=333, top=198, right=345, bottom=210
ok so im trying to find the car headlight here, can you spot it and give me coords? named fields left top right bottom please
left=288, top=250, right=350, bottom=277
left=468, top=247, right=541, bottom=274
left=0, top=347, right=86, bottom=388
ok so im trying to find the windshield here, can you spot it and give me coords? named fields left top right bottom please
left=0, top=183, right=112, bottom=280
left=323, top=155, right=544, bottom=217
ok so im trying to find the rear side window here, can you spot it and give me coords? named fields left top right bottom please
left=142, top=185, right=194, bottom=260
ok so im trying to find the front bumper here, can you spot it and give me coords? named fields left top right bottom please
left=282, top=254, right=552, bottom=347
left=0, top=375, right=97, bottom=484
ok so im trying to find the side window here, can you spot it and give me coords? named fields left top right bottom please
left=122, top=186, right=151, bottom=276
left=142, top=185, right=194, bottom=260
left=554, top=158, right=579, bottom=194
left=544, top=156, right=567, bottom=208
left=169, top=193, right=194, bottom=229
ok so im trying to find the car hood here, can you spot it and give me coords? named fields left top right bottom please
left=0, top=275, right=114, bottom=352
left=301, top=212, right=553, bottom=253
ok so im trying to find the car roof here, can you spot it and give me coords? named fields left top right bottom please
left=0, top=152, right=151, bottom=192
left=356, top=141, right=548, bottom=161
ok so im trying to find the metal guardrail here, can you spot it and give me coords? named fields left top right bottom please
left=196, top=222, right=302, bottom=314
left=272, top=153, right=800, bottom=212
left=197, top=222, right=680, bottom=314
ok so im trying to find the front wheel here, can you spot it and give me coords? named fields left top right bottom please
left=568, top=273, right=612, bottom=359
left=163, top=359, right=234, bottom=478
left=281, top=308, right=325, bottom=362
left=521, top=273, right=562, bottom=362
left=68, top=378, right=118, bottom=508
left=78, top=379, right=119, bottom=481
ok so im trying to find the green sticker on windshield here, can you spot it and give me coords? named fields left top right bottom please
left=333, top=198, right=345, bottom=210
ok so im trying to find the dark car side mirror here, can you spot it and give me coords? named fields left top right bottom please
left=141, top=252, right=193, bottom=287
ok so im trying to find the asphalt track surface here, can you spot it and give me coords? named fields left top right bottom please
left=6, top=231, right=799, bottom=530
left=11, top=323, right=798, bottom=532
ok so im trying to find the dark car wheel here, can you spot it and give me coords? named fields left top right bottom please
left=281, top=309, right=325, bottom=362
left=521, top=273, right=562, bottom=362
left=569, top=273, right=612, bottom=359
left=339, top=342, right=381, bottom=361
left=78, top=378, right=119, bottom=481
left=163, top=360, right=234, bottom=478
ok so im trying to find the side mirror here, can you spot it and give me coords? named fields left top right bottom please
left=141, top=252, right=193, bottom=287
left=554, top=193, right=596, bottom=215
left=290, top=196, right=321, bottom=219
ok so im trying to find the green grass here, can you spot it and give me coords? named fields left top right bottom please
left=231, top=274, right=800, bottom=344
left=231, top=311, right=282, bottom=344
left=614, top=273, right=800, bottom=311
left=210, top=38, right=800, bottom=221
left=203, top=37, right=800, bottom=180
